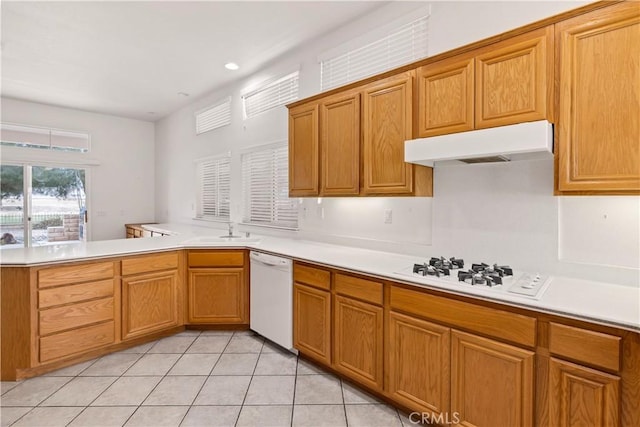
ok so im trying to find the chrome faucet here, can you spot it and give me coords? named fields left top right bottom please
left=228, top=222, right=234, bottom=237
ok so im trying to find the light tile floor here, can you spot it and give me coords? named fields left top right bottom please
left=1, top=330, right=416, bottom=427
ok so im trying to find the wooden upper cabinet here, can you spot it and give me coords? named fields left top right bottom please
left=475, top=26, right=553, bottom=129
left=556, top=2, right=640, bottom=193
left=320, top=91, right=361, bottom=196
left=417, top=54, right=475, bottom=137
left=362, top=72, right=415, bottom=195
left=289, top=102, right=319, bottom=196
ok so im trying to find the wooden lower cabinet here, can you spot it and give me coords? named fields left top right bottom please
left=451, top=330, right=534, bottom=427
left=293, top=283, right=331, bottom=365
left=188, top=268, right=246, bottom=324
left=387, top=311, right=451, bottom=417
left=121, top=270, right=179, bottom=340
left=333, top=295, right=383, bottom=390
left=548, top=358, right=620, bottom=427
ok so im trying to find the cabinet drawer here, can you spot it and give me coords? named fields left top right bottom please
left=390, top=285, right=536, bottom=347
left=121, top=252, right=179, bottom=276
left=39, top=297, right=114, bottom=336
left=188, top=251, right=244, bottom=268
left=294, top=264, right=331, bottom=290
left=38, top=279, right=114, bottom=309
left=334, top=273, right=383, bottom=305
left=549, top=323, right=621, bottom=371
left=39, top=320, right=115, bottom=363
left=38, top=262, right=115, bottom=288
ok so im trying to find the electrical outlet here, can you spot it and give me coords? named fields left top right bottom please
left=384, top=209, right=393, bottom=224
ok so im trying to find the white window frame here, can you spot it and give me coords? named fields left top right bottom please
left=241, top=71, right=299, bottom=120
left=241, top=142, right=298, bottom=230
left=195, top=97, right=232, bottom=135
left=194, top=154, right=231, bottom=222
left=0, top=122, right=91, bottom=153
left=318, top=8, right=430, bottom=91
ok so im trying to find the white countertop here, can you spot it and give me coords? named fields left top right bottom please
left=2, top=223, right=639, bottom=333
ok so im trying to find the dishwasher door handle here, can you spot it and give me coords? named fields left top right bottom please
left=250, top=252, right=291, bottom=268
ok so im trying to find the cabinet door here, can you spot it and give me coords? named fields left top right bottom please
left=188, top=268, right=247, bottom=324
left=388, top=311, right=450, bottom=416
left=320, top=92, right=360, bottom=196
left=362, top=72, right=414, bottom=195
left=451, top=330, right=534, bottom=427
left=417, top=55, right=474, bottom=137
left=333, top=295, right=383, bottom=390
left=556, top=2, right=640, bottom=192
left=289, top=102, right=319, bottom=196
left=475, top=26, right=553, bottom=129
left=549, top=358, right=620, bottom=427
left=293, top=283, right=331, bottom=365
left=122, top=270, right=179, bottom=340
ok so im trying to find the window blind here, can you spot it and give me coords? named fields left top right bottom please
left=242, top=72, right=299, bottom=119
left=0, top=123, right=90, bottom=152
left=195, top=97, right=232, bottom=134
left=241, top=144, right=298, bottom=229
left=320, top=15, right=429, bottom=91
left=195, top=155, right=231, bottom=221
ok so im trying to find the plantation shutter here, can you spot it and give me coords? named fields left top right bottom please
left=195, top=97, right=232, bottom=134
left=320, top=15, right=429, bottom=91
left=195, top=155, right=231, bottom=220
left=242, top=72, right=299, bottom=119
left=241, top=144, right=298, bottom=229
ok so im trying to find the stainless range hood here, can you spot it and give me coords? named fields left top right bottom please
left=405, top=120, right=553, bottom=167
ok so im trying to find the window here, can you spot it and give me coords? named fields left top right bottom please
left=242, top=71, right=299, bottom=119
left=241, top=143, right=298, bottom=229
left=320, top=14, right=429, bottom=91
left=0, top=123, right=90, bottom=152
left=195, top=155, right=231, bottom=221
left=195, top=97, right=232, bottom=134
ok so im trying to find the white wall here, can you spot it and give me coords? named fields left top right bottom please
left=1, top=97, right=155, bottom=241
left=155, top=1, right=639, bottom=286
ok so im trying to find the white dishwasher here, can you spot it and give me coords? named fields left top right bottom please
left=249, top=251, right=295, bottom=352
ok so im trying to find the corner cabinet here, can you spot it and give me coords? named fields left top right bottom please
left=555, top=2, right=640, bottom=193
left=121, top=252, right=181, bottom=340
left=187, top=250, right=248, bottom=325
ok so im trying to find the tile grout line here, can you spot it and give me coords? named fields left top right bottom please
left=234, top=331, right=265, bottom=426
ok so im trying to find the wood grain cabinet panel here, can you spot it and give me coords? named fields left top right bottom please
left=549, top=358, right=620, bottom=427
left=121, top=252, right=179, bottom=276
left=289, top=102, right=319, bottom=196
left=388, top=311, right=451, bottom=417
left=556, top=2, right=640, bottom=192
left=451, top=330, right=534, bottom=427
left=333, top=295, right=383, bottom=390
left=293, top=283, right=331, bottom=365
left=121, top=270, right=179, bottom=340
left=38, top=261, right=115, bottom=288
left=475, top=26, right=553, bottom=129
left=293, top=264, right=331, bottom=291
left=188, top=268, right=247, bottom=324
left=39, top=297, right=114, bottom=336
left=38, top=279, right=114, bottom=309
left=362, top=72, right=415, bottom=195
left=320, top=92, right=360, bottom=196
left=40, top=321, right=115, bottom=363
left=417, top=55, right=475, bottom=137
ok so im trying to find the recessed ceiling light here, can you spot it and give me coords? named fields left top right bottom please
left=177, top=92, right=190, bottom=97
left=225, top=62, right=239, bottom=71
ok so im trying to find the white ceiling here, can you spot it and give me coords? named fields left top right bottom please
left=1, top=1, right=385, bottom=121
